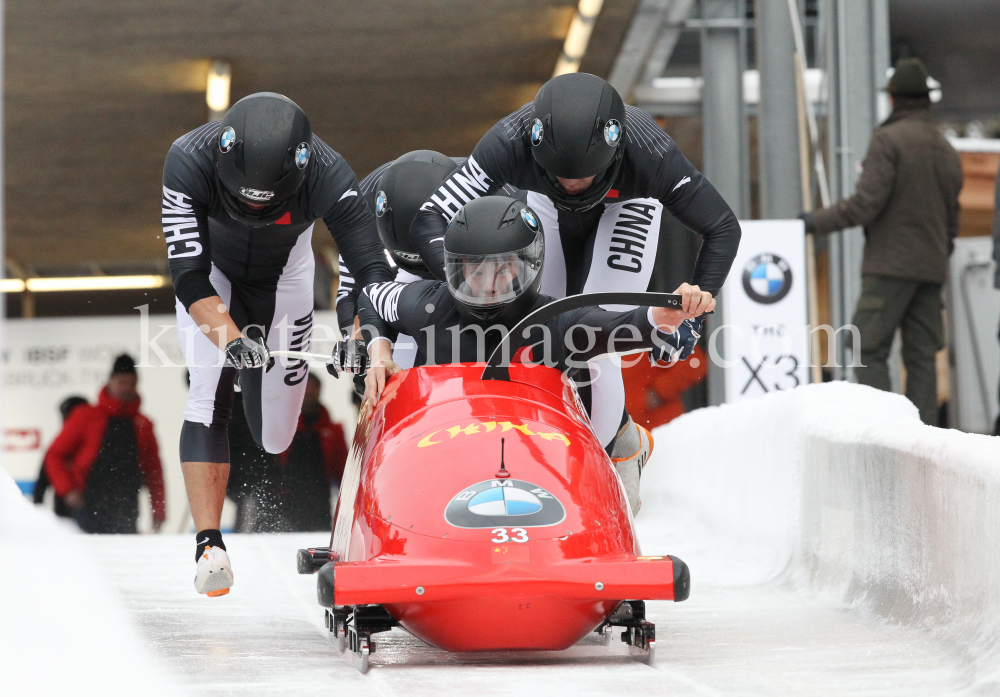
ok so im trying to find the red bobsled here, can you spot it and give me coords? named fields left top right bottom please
left=297, top=361, right=690, bottom=673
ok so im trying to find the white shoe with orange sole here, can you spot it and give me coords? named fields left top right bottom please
left=195, top=546, right=234, bottom=597
left=612, top=423, right=653, bottom=516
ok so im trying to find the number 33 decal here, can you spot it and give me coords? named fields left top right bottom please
left=491, top=528, right=529, bottom=543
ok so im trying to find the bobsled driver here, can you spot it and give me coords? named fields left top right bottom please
left=409, top=73, right=740, bottom=500
left=161, top=92, right=392, bottom=596
left=358, top=196, right=714, bottom=513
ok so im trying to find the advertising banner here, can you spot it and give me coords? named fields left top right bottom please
left=719, top=220, right=810, bottom=402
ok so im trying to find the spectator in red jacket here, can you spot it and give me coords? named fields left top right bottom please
left=33, top=395, right=89, bottom=517
left=44, top=354, right=166, bottom=534
left=278, top=372, right=348, bottom=531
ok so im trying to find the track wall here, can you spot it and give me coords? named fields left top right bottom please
left=645, top=382, right=1000, bottom=680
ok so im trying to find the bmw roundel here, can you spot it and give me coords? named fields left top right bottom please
left=604, top=119, right=622, bottom=146
left=219, top=126, right=236, bottom=153
left=521, top=207, right=539, bottom=231
left=445, top=479, right=566, bottom=529
left=530, top=118, right=544, bottom=146
left=375, top=190, right=388, bottom=217
left=742, top=253, right=793, bottom=304
left=294, top=142, right=310, bottom=169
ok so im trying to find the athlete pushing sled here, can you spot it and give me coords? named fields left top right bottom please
left=161, top=93, right=392, bottom=596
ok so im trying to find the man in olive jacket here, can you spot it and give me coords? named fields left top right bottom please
left=804, top=58, right=963, bottom=425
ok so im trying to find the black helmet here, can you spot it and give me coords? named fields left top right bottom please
left=444, top=196, right=544, bottom=327
left=374, top=150, right=458, bottom=278
left=216, top=92, right=313, bottom=227
left=529, top=73, right=626, bottom=213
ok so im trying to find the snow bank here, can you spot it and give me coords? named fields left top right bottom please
left=640, top=382, right=1000, bottom=682
left=0, top=469, right=178, bottom=696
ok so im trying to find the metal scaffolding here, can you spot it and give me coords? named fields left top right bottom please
left=758, top=0, right=802, bottom=220
left=609, top=0, right=890, bottom=398
left=822, top=0, right=890, bottom=378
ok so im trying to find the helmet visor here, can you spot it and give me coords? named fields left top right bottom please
left=445, top=238, right=543, bottom=309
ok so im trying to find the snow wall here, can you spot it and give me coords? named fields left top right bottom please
left=640, top=381, right=1000, bottom=684
left=0, top=470, right=177, bottom=696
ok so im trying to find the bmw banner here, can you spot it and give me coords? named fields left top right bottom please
left=718, top=219, right=810, bottom=401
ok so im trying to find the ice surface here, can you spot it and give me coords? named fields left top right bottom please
left=77, top=533, right=969, bottom=696
left=4, top=381, right=998, bottom=695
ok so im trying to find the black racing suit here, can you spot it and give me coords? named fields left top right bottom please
left=407, top=105, right=740, bottom=445
left=409, top=104, right=741, bottom=297
left=161, top=122, right=393, bottom=461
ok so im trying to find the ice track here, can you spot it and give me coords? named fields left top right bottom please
left=76, top=531, right=967, bottom=697
left=5, top=382, right=1000, bottom=695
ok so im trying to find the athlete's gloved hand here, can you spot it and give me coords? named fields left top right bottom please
left=224, top=336, right=270, bottom=370
left=651, top=317, right=702, bottom=365
left=326, top=339, right=369, bottom=377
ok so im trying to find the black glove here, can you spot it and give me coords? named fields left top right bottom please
left=651, top=317, right=703, bottom=365
left=330, top=339, right=369, bottom=376
left=224, top=337, right=270, bottom=369
left=799, top=211, right=817, bottom=233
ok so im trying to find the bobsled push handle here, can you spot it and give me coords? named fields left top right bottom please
left=482, top=292, right=687, bottom=381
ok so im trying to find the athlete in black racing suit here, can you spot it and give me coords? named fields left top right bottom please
left=408, top=74, right=741, bottom=498
left=409, top=79, right=740, bottom=297
left=161, top=92, right=392, bottom=596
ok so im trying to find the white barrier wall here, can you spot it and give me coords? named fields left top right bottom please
left=643, top=382, right=1000, bottom=685
left=1, top=310, right=357, bottom=534
left=0, top=470, right=177, bottom=695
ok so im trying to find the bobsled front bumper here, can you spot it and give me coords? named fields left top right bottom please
left=311, top=553, right=688, bottom=652
left=325, top=554, right=689, bottom=607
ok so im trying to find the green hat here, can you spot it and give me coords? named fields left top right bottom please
left=885, top=58, right=930, bottom=96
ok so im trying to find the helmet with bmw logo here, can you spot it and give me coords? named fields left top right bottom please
left=216, top=92, right=313, bottom=228
left=373, top=150, right=458, bottom=278
left=529, top=73, right=626, bottom=213
left=444, top=196, right=544, bottom=327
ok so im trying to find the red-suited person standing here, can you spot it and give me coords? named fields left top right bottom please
left=44, top=355, right=166, bottom=534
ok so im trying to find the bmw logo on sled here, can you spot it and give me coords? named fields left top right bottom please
left=445, top=479, right=565, bottom=528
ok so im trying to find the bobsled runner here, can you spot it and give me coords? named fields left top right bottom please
left=297, top=293, right=692, bottom=673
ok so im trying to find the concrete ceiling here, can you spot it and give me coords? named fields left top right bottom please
left=4, top=0, right=638, bottom=272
